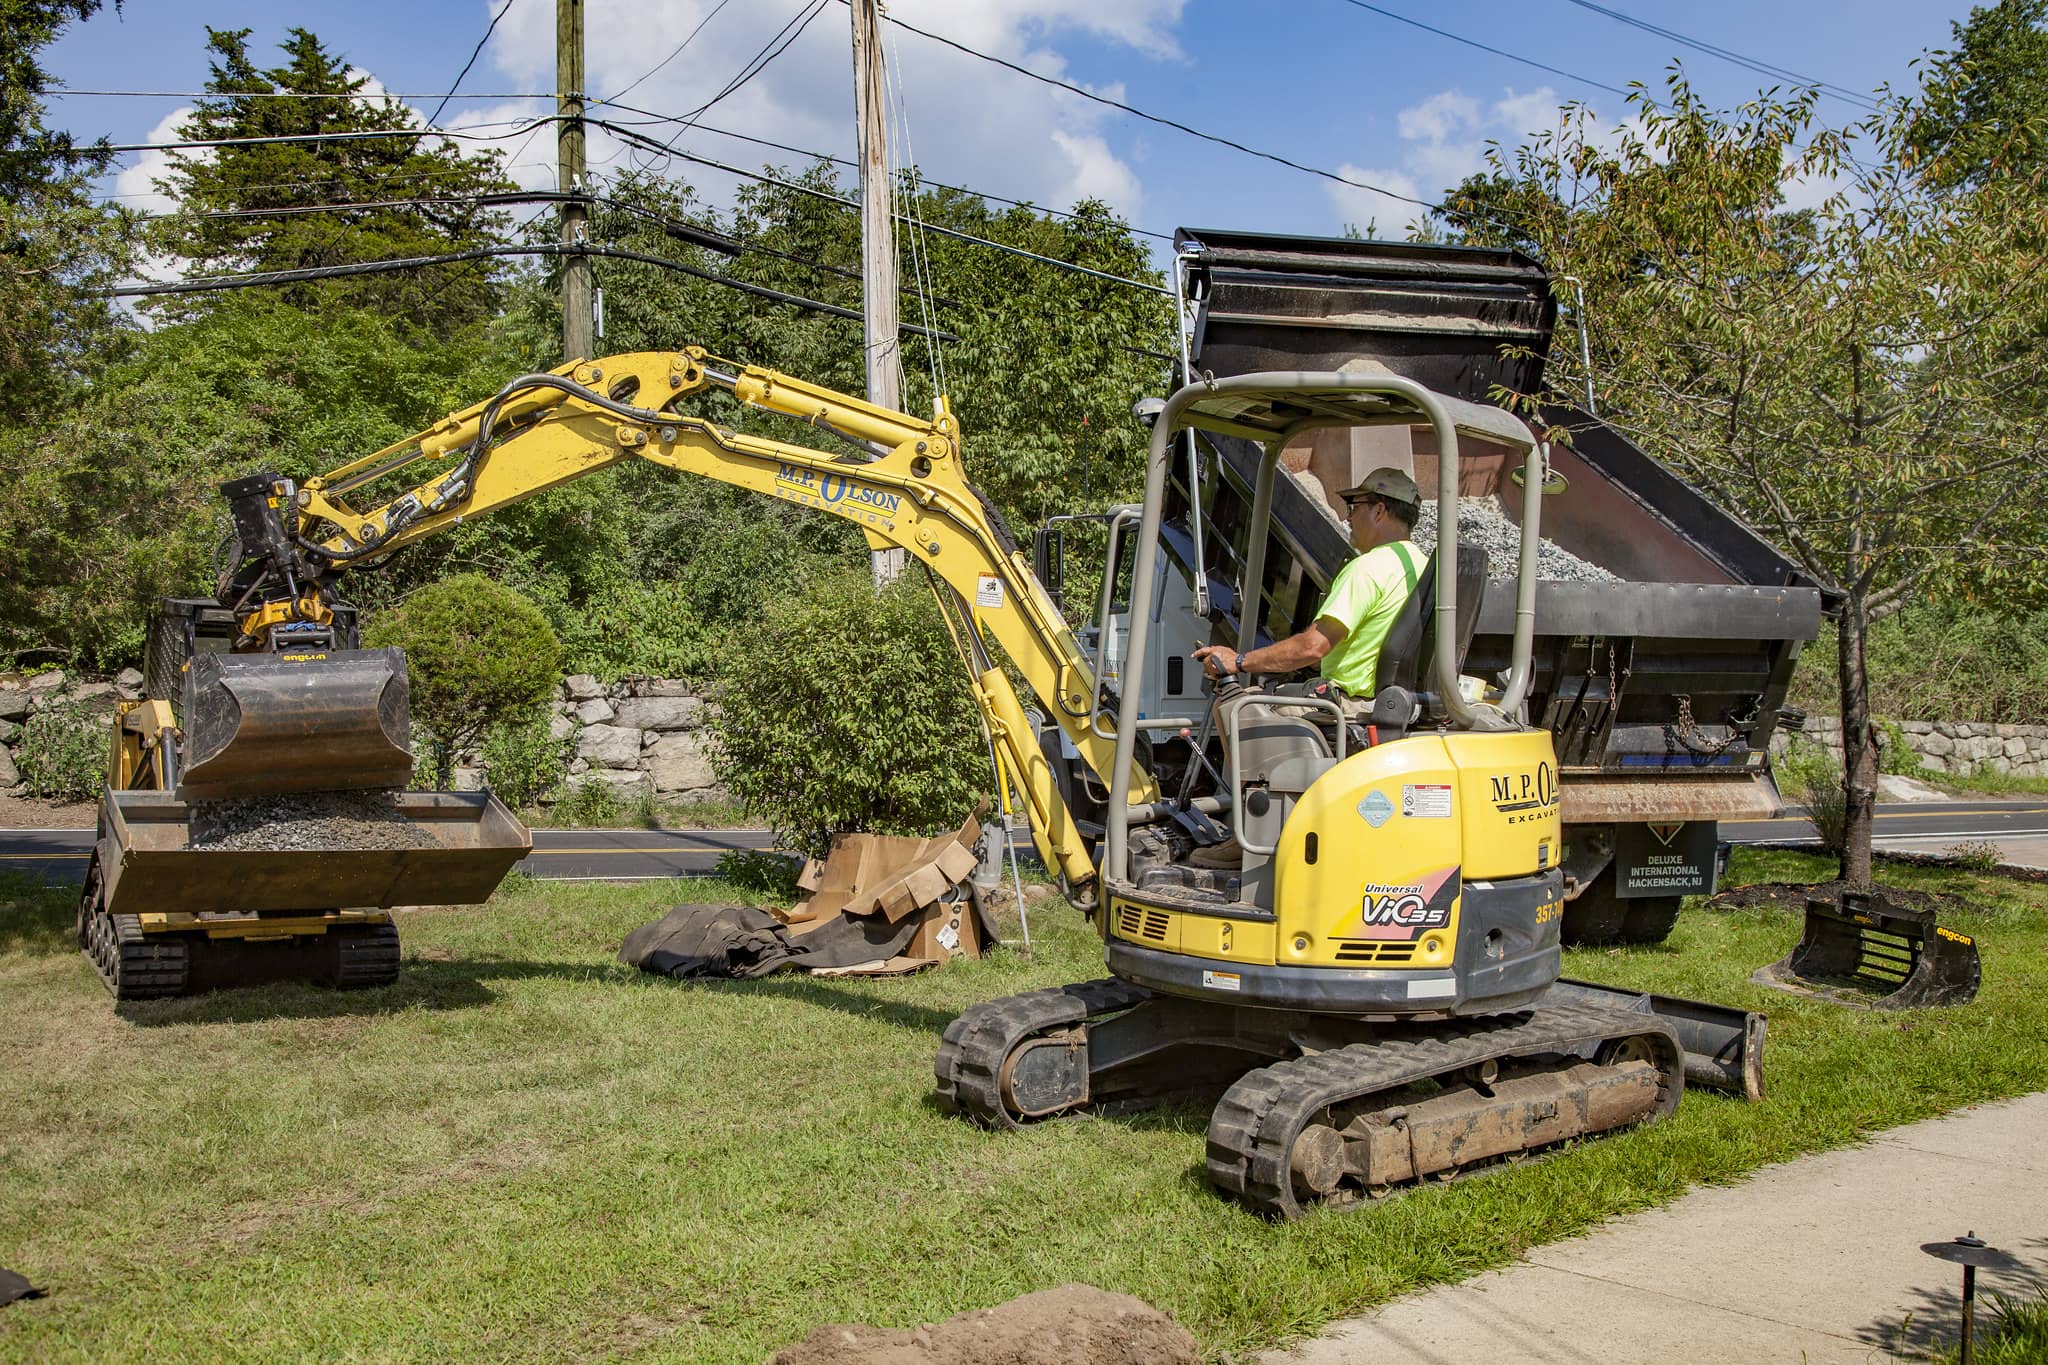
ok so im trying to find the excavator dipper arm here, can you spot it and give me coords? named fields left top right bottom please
left=284, top=348, right=1155, bottom=892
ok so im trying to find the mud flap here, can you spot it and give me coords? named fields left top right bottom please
left=1752, top=889, right=1981, bottom=1009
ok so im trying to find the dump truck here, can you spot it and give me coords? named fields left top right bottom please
left=1043, top=228, right=1824, bottom=947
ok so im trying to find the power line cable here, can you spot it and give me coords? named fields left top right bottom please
left=75, top=116, right=557, bottom=157
left=50, top=88, right=551, bottom=100
left=589, top=116, right=1172, bottom=295
left=652, top=0, right=830, bottom=151
left=1555, top=0, right=1878, bottom=110
left=427, top=0, right=520, bottom=127
left=601, top=102, right=1175, bottom=241
left=859, top=5, right=1504, bottom=224
left=605, top=0, right=738, bottom=103
left=99, top=241, right=959, bottom=339
left=1335, top=0, right=1628, bottom=97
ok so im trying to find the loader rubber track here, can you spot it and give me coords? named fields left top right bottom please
left=1205, top=1002, right=1684, bottom=1219
left=85, top=908, right=191, bottom=1000
left=934, top=978, right=1152, bottom=1128
left=330, top=920, right=402, bottom=990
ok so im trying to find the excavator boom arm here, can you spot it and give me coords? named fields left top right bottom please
left=283, top=348, right=1154, bottom=887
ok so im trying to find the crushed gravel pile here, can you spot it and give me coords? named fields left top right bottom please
left=190, top=791, right=435, bottom=851
left=1412, top=497, right=1621, bottom=583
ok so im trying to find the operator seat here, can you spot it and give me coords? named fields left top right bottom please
left=1367, top=538, right=1487, bottom=739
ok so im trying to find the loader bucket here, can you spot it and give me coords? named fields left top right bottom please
left=1751, top=890, right=1981, bottom=1009
left=177, top=648, right=414, bottom=801
left=96, top=789, right=531, bottom=916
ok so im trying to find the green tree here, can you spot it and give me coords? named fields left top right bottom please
left=0, top=299, right=515, bottom=666
left=1909, top=0, right=2048, bottom=187
left=0, top=0, right=135, bottom=425
left=707, top=571, right=988, bottom=858
left=1454, top=76, right=2048, bottom=885
left=151, top=26, right=514, bottom=330
left=363, top=573, right=561, bottom=786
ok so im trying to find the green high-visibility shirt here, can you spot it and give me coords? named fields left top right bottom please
left=1315, top=538, right=1422, bottom=696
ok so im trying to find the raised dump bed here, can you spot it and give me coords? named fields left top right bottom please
left=1164, top=227, right=1825, bottom=942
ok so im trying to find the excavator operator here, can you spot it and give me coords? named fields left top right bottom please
left=1188, top=466, right=1424, bottom=867
left=1191, top=465, right=1424, bottom=694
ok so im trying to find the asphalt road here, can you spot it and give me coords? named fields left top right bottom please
left=7, top=800, right=2048, bottom=887
left=1724, top=799, right=2048, bottom=868
left=0, top=824, right=783, bottom=886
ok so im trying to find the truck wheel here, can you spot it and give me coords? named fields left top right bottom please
left=1560, top=888, right=1629, bottom=946
left=1620, top=897, right=1682, bottom=945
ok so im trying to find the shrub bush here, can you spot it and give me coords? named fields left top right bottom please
left=14, top=696, right=103, bottom=802
left=1776, top=738, right=1847, bottom=855
left=364, top=574, right=561, bottom=787
left=707, top=570, right=989, bottom=859
left=554, top=778, right=619, bottom=826
left=479, top=714, right=570, bottom=808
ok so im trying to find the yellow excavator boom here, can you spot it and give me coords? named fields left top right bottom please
left=286, top=347, right=1154, bottom=890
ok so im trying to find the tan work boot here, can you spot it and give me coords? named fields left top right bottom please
left=1187, top=835, right=1242, bottom=869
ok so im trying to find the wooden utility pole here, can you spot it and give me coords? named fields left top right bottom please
left=557, top=0, right=593, bottom=363
left=851, top=0, right=905, bottom=585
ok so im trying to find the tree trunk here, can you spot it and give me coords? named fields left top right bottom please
left=1837, top=590, right=1877, bottom=886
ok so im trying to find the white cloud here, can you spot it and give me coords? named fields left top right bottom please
left=1328, top=85, right=1594, bottom=236
left=115, top=106, right=198, bottom=218
left=464, top=0, right=1178, bottom=227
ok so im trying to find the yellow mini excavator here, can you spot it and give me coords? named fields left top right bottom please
left=932, top=369, right=1767, bottom=1217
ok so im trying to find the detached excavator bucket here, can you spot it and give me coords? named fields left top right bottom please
left=177, top=648, right=414, bottom=801
left=1752, top=890, right=1981, bottom=1009
left=96, top=789, right=531, bottom=917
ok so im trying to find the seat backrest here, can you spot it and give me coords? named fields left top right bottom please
left=1373, top=539, right=1487, bottom=696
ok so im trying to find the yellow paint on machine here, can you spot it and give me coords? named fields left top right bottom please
left=1273, top=729, right=1559, bottom=970
left=1109, top=729, right=1561, bottom=971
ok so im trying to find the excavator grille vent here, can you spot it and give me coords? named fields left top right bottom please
left=1333, top=940, right=1419, bottom=964
left=1116, top=907, right=1172, bottom=942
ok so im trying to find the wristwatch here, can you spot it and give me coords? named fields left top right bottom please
left=1234, top=652, right=1248, bottom=675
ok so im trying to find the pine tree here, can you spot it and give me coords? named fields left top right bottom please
left=152, top=27, right=515, bottom=330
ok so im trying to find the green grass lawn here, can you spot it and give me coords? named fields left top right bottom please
left=4, top=851, right=2048, bottom=1362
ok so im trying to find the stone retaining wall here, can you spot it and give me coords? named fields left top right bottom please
left=1772, top=716, right=2048, bottom=777
left=0, top=669, right=728, bottom=805
left=540, top=674, right=727, bottom=805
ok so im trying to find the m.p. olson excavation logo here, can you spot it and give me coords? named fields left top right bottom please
left=1489, top=761, right=1559, bottom=825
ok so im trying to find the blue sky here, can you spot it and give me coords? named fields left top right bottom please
left=43, top=0, right=1982, bottom=265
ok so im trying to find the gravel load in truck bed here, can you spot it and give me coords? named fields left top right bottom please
left=189, top=791, right=437, bottom=851
left=1412, top=497, right=1621, bottom=583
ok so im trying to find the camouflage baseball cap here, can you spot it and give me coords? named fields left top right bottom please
left=1336, top=466, right=1421, bottom=506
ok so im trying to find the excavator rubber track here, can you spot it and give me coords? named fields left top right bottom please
left=1204, top=1003, right=1683, bottom=1218
left=938, top=985, right=1687, bottom=1219
left=934, top=977, right=1154, bottom=1126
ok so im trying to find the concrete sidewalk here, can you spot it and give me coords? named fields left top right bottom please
left=1264, top=1094, right=2048, bottom=1364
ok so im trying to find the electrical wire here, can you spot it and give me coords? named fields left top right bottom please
left=862, top=5, right=1471, bottom=219
left=427, top=0, right=520, bottom=127
left=604, top=103, right=1176, bottom=242
left=98, top=241, right=960, bottom=341
left=71, top=116, right=559, bottom=157
left=50, top=88, right=551, bottom=101
left=589, top=116, right=1173, bottom=295
left=1555, top=0, right=1878, bottom=110
left=634, top=0, right=831, bottom=159
left=605, top=0, right=738, bottom=103
left=1335, top=0, right=1628, bottom=97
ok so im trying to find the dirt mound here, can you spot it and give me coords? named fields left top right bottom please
left=1708, top=880, right=1980, bottom=919
left=771, top=1284, right=1201, bottom=1365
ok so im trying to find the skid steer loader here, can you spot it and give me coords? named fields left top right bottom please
left=79, top=479, right=529, bottom=1001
